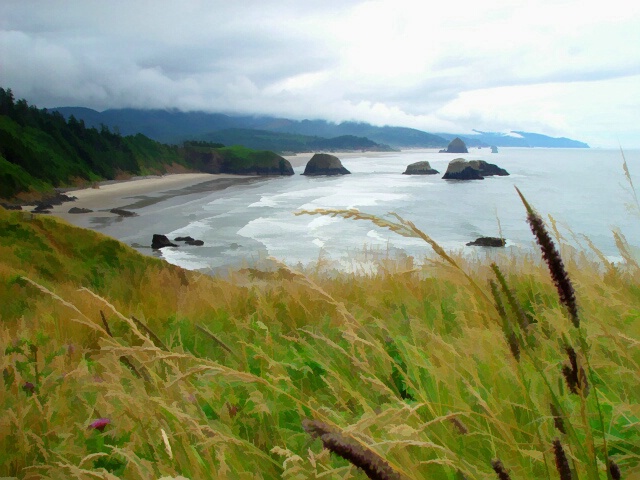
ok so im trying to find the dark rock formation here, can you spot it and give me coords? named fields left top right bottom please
left=174, top=236, right=204, bottom=246
left=477, top=160, right=509, bottom=176
left=32, top=202, right=53, bottom=212
left=110, top=208, right=138, bottom=217
left=0, top=203, right=22, bottom=210
left=47, top=192, right=78, bottom=205
left=445, top=137, right=468, bottom=153
left=185, top=239, right=204, bottom=246
left=302, top=154, right=351, bottom=176
left=442, top=158, right=509, bottom=180
left=466, top=237, right=506, bottom=247
left=402, top=161, right=439, bottom=175
left=442, top=158, right=484, bottom=180
left=152, top=234, right=178, bottom=249
left=68, top=207, right=93, bottom=214
left=32, top=203, right=53, bottom=213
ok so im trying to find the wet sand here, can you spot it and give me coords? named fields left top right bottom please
left=39, top=173, right=259, bottom=223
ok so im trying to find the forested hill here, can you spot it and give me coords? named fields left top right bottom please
left=0, top=89, right=294, bottom=200
left=0, top=88, right=185, bottom=200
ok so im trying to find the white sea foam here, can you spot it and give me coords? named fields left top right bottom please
left=107, top=148, right=640, bottom=272
left=307, top=215, right=339, bottom=230
left=159, top=248, right=211, bottom=270
left=170, top=220, right=212, bottom=238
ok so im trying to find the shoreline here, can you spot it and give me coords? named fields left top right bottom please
left=36, top=173, right=260, bottom=224
left=34, top=150, right=406, bottom=222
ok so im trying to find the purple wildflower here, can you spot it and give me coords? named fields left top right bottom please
left=88, top=418, right=110, bottom=431
left=22, top=381, right=35, bottom=394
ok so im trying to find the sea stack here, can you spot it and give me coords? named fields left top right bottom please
left=445, top=137, right=468, bottom=153
left=302, top=153, right=351, bottom=176
left=403, top=161, right=439, bottom=175
left=442, top=158, right=509, bottom=180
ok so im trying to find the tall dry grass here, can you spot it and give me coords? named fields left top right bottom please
left=1, top=173, right=639, bottom=479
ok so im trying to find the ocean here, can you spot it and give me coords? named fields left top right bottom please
left=81, top=148, right=640, bottom=274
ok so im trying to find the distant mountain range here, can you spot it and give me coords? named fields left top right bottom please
left=53, top=107, right=590, bottom=151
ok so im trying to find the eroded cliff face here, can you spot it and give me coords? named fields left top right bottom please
left=183, top=148, right=294, bottom=176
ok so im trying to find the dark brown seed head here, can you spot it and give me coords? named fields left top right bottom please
left=553, top=438, right=573, bottom=480
left=515, top=187, right=579, bottom=327
left=491, top=459, right=512, bottom=480
left=562, top=364, right=579, bottom=394
left=609, top=460, right=621, bottom=480
left=303, top=419, right=401, bottom=480
left=561, top=346, right=589, bottom=397
left=320, top=433, right=401, bottom=480
left=450, top=416, right=469, bottom=435
left=562, top=346, right=580, bottom=394
left=550, top=403, right=566, bottom=434
left=528, top=211, right=579, bottom=326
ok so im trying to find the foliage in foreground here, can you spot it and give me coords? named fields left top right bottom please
left=0, top=202, right=639, bottom=479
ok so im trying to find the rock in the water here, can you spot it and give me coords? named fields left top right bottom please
left=174, top=236, right=204, bottom=246
left=110, top=208, right=138, bottom=217
left=152, top=234, right=178, bottom=249
left=302, top=153, right=351, bottom=176
left=68, top=207, right=93, bottom=214
left=442, top=158, right=509, bottom=180
left=445, top=137, right=468, bottom=153
left=442, top=158, right=484, bottom=180
left=185, top=239, right=204, bottom=246
left=466, top=237, right=506, bottom=247
left=403, top=161, right=439, bottom=175
left=491, top=145, right=499, bottom=153
left=477, top=160, right=509, bottom=176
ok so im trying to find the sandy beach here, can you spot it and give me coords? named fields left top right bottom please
left=40, top=173, right=259, bottom=223
left=39, top=150, right=395, bottom=222
left=31, top=152, right=400, bottom=243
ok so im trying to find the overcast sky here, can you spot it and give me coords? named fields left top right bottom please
left=2, top=0, right=639, bottom=147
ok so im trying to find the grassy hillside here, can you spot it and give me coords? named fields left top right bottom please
left=1, top=200, right=638, bottom=478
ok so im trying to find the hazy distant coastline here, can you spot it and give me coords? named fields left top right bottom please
left=53, top=107, right=590, bottom=150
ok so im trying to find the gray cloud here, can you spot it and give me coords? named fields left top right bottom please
left=1, top=0, right=640, bottom=146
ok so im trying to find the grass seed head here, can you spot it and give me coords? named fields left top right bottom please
left=561, top=346, right=589, bottom=396
left=550, top=403, right=566, bottom=434
left=609, top=460, right=621, bottom=480
left=553, top=438, right=573, bottom=480
left=302, top=419, right=401, bottom=480
left=515, top=188, right=579, bottom=327
left=491, top=459, right=512, bottom=480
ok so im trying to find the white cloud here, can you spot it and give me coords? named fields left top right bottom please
left=1, top=0, right=639, bottom=146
